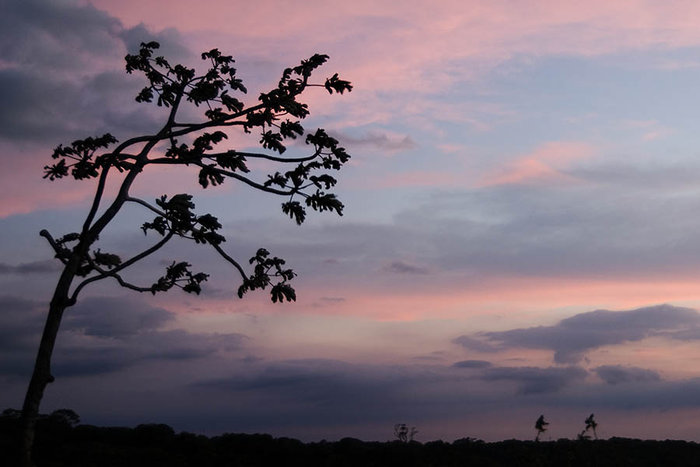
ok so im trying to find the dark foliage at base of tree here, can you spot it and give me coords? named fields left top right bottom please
left=2, top=412, right=700, bottom=467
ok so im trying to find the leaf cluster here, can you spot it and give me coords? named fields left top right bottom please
left=45, top=41, right=352, bottom=304
left=237, top=248, right=296, bottom=303
left=48, top=232, right=124, bottom=278
left=151, top=261, right=209, bottom=295
left=125, top=42, right=247, bottom=110
left=142, top=194, right=225, bottom=246
left=44, top=134, right=118, bottom=181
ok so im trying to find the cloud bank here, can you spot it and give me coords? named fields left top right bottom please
left=453, top=304, right=700, bottom=364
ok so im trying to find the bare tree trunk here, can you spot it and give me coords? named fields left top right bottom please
left=19, top=173, right=134, bottom=466
left=20, top=269, right=75, bottom=467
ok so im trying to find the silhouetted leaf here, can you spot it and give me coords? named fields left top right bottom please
left=325, top=73, right=353, bottom=94
left=260, top=131, right=286, bottom=154
left=281, top=201, right=306, bottom=225
left=280, top=120, right=304, bottom=139
left=271, top=283, right=296, bottom=303
left=305, top=191, right=344, bottom=215
left=198, top=165, right=225, bottom=188
left=264, top=172, right=288, bottom=188
left=221, top=92, right=244, bottom=112
left=43, top=160, right=69, bottom=180
left=216, top=151, right=249, bottom=173
left=309, top=174, right=337, bottom=189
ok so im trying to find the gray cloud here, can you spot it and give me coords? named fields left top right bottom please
left=194, top=359, right=587, bottom=425
left=311, top=296, right=347, bottom=308
left=318, top=296, right=346, bottom=303
left=135, top=330, right=247, bottom=360
left=595, top=379, right=700, bottom=411
left=332, top=130, right=416, bottom=152
left=452, top=335, right=500, bottom=353
left=192, top=359, right=422, bottom=426
left=594, top=365, right=662, bottom=385
left=0, top=294, right=247, bottom=379
left=5, top=330, right=700, bottom=441
left=383, top=261, right=429, bottom=275
left=52, top=347, right=134, bottom=377
left=212, top=158, right=700, bottom=295
left=118, top=24, right=190, bottom=63
left=568, top=164, right=700, bottom=192
left=472, top=304, right=700, bottom=364
left=0, top=260, right=61, bottom=275
left=452, top=360, right=493, bottom=369
left=0, top=296, right=44, bottom=352
left=481, top=365, right=587, bottom=395
left=52, top=329, right=247, bottom=377
left=389, top=175, right=700, bottom=281
left=0, top=0, right=189, bottom=144
left=0, top=0, right=122, bottom=70
left=0, top=295, right=52, bottom=379
left=65, top=296, right=175, bottom=338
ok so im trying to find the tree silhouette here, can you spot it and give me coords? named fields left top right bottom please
left=19, top=41, right=352, bottom=466
left=535, top=415, right=549, bottom=442
left=584, top=413, right=598, bottom=440
left=393, top=423, right=418, bottom=443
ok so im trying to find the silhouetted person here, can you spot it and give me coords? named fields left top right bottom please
left=535, top=415, right=549, bottom=441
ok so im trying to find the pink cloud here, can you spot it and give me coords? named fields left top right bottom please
left=623, top=119, right=674, bottom=141
left=0, top=143, right=94, bottom=218
left=478, top=141, right=594, bottom=187
left=6, top=2, right=697, bottom=215
left=81, top=1, right=700, bottom=166
left=380, top=170, right=464, bottom=188
left=157, top=271, right=700, bottom=325
left=0, top=183, right=90, bottom=218
left=90, top=1, right=700, bottom=96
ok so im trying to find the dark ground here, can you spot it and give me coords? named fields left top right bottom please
left=3, top=411, right=700, bottom=466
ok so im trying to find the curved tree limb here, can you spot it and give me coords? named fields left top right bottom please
left=70, top=231, right=174, bottom=302
left=125, top=196, right=167, bottom=217
left=210, top=241, right=248, bottom=281
left=146, top=158, right=296, bottom=196
left=204, top=149, right=322, bottom=164
left=39, top=230, right=69, bottom=266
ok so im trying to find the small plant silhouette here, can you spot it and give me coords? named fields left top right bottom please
left=576, top=413, right=599, bottom=440
left=394, top=423, right=418, bottom=442
left=584, top=413, right=598, bottom=440
left=534, top=415, right=549, bottom=442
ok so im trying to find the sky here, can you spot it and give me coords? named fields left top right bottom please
left=3, top=0, right=700, bottom=442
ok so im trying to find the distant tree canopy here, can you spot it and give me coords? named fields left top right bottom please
left=21, top=41, right=352, bottom=467
left=5, top=410, right=700, bottom=467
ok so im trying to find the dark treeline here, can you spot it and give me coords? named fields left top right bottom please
left=2, top=410, right=700, bottom=466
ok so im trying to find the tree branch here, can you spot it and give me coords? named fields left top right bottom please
left=211, top=242, right=247, bottom=281
left=192, top=160, right=296, bottom=195
left=125, top=196, right=167, bottom=217
left=146, top=158, right=296, bottom=195
left=39, top=230, right=69, bottom=266
left=70, top=231, right=174, bottom=302
left=205, top=149, right=322, bottom=164
left=110, top=274, right=156, bottom=293
left=81, top=165, right=111, bottom=236
left=165, top=103, right=267, bottom=139
left=110, top=134, right=160, bottom=157
left=165, top=82, right=185, bottom=127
